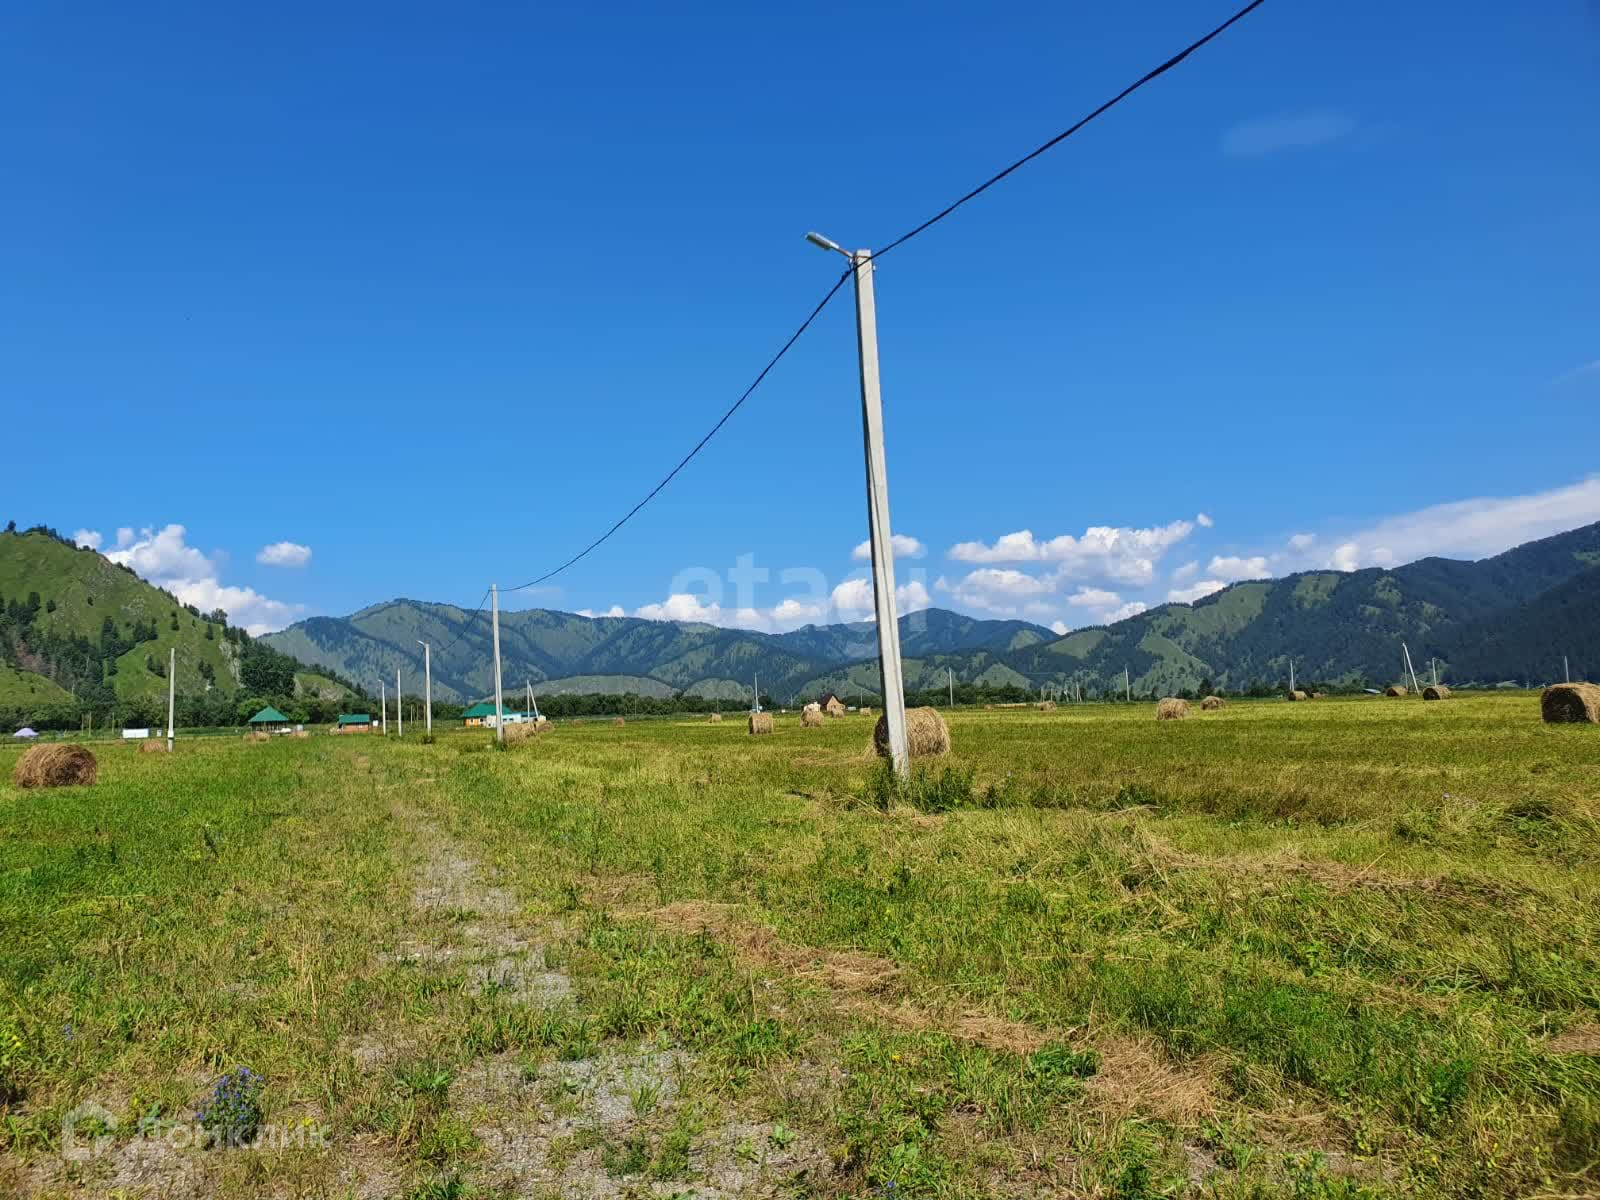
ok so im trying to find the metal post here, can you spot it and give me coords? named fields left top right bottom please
left=1402, top=642, right=1420, bottom=693
left=397, top=669, right=402, bottom=737
left=849, top=249, right=908, bottom=772
left=418, top=641, right=432, bottom=733
left=491, top=584, right=505, bottom=743
left=166, top=647, right=175, bottom=752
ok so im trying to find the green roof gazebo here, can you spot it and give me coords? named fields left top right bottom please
left=248, top=706, right=291, bottom=732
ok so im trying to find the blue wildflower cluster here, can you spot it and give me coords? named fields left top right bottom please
left=195, top=1066, right=265, bottom=1147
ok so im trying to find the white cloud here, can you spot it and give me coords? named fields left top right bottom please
left=1288, top=532, right=1316, bottom=551
left=1552, top=360, right=1600, bottom=386
left=256, top=540, right=312, bottom=568
left=1106, top=600, right=1149, bottom=622
left=1293, top=476, right=1600, bottom=573
left=73, top=529, right=102, bottom=550
left=101, top=523, right=307, bottom=635
left=771, top=597, right=829, bottom=625
left=851, top=533, right=926, bottom=561
left=635, top=593, right=725, bottom=624
left=947, top=519, right=1194, bottom=586
left=1222, top=108, right=1357, bottom=157
left=576, top=605, right=626, bottom=618
left=1171, top=560, right=1200, bottom=584
left=1206, top=554, right=1270, bottom=582
left=1196, top=512, right=1214, bottom=528
left=1049, top=620, right=1069, bottom=636
left=1168, top=580, right=1227, bottom=604
left=1066, top=587, right=1121, bottom=608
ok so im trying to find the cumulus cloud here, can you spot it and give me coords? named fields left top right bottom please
left=576, top=605, right=626, bottom=619
left=851, top=533, right=926, bottom=561
left=1222, top=108, right=1357, bottom=157
left=73, top=529, right=102, bottom=550
left=1288, top=533, right=1316, bottom=551
left=1168, top=579, right=1227, bottom=604
left=256, top=540, right=312, bottom=568
left=1291, top=476, right=1600, bottom=573
left=1065, top=587, right=1121, bottom=608
left=629, top=576, right=929, bottom=634
left=1106, top=600, right=1149, bottom=622
left=1170, top=560, right=1200, bottom=584
left=1049, top=620, right=1069, bottom=636
left=1206, top=554, right=1270, bottom=582
left=1196, top=512, right=1214, bottom=528
left=86, top=523, right=307, bottom=635
left=947, top=519, right=1194, bottom=587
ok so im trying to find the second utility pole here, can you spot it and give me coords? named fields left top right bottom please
left=491, top=583, right=505, bottom=744
left=417, top=640, right=432, bottom=733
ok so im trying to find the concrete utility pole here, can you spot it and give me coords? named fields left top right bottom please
left=491, top=584, right=505, bottom=743
left=1289, top=659, right=1296, bottom=693
left=807, top=231, right=908, bottom=774
left=753, top=673, right=760, bottom=713
left=1402, top=642, right=1420, bottom=693
left=1124, top=667, right=1131, bottom=702
left=1564, top=655, right=1570, bottom=683
left=397, top=669, right=403, bottom=737
left=417, top=641, right=432, bottom=733
left=381, top=680, right=387, bottom=735
left=166, top=647, right=176, bottom=752
left=948, top=668, right=954, bottom=709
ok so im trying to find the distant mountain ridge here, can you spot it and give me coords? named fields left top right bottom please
left=265, top=521, right=1600, bottom=699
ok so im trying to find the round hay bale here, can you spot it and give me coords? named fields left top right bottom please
left=13, top=744, right=98, bottom=789
left=1311, top=691, right=1325, bottom=699
left=1037, top=700, right=1056, bottom=711
left=1422, top=685, right=1451, bottom=701
left=138, top=739, right=167, bottom=754
left=1384, top=685, right=1408, bottom=697
left=504, top=723, right=539, bottom=745
left=1286, top=690, right=1309, bottom=702
left=872, top=706, right=950, bottom=759
left=1541, top=682, right=1600, bottom=724
left=748, top=711, right=774, bottom=735
left=1200, top=695, right=1224, bottom=711
left=1155, top=697, right=1190, bottom=721
left=859, top=707, right=872, bottom=716
left=706, top=712, right=723, bottom=723
left=613, top=717, right=626, bottom=727
left=244, top=731, right=270, bottom=743
left=801, top=708, right=823, bottom=728
left=290, top=729, right=310, bottom=739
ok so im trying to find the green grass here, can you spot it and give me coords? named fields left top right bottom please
left=0, top=665, right=71, bottom=707
left=0, top=692, right=1596, bottom=1197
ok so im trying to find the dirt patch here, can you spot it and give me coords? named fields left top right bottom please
left=1546, top=1023, right=1600, bottom=1054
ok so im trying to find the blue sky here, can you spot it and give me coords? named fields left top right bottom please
left=4, top=1, right=1598, bottom=635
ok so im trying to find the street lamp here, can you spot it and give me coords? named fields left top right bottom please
left=807, top=231, right=909, bottom=774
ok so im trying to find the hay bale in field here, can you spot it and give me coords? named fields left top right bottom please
left=1384, top=685, right=1407, bottom=697
left=13, top=744, right=98, bottom=789
left=1200, top=695, right=1224, bottom=711
left=138, top=739, right=167, bottom=754
left=748, top=711, right=774, bottom=735
left=801, top=708, right=823, bottom=728
left=1423, top=685, right=1451, bottom=701
left=290, top=730, right=310, bottom=739
left=859, top=707, right=872, bottom=716
left=1037, top=700, right=1056, bottom=711
left=1155, top=697, right=1190, bottom=721
left=706, top=712, right=722, bottom=723
left=1311, top=691, right=1325, bottom=699
left=872, top=706, right=950, bottom=759
left=244, top=731, right=270, bottom=743
left=1286, top=690, right=1309, bottom=702
left=1541, top=682, right=1600, bottom=724
left=504, top=723, right=539, bottom=745
left=613, top=717, right=626, bottom=727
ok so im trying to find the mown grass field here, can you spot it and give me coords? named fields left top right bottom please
left=1, top=693, right=1597, bottom=1198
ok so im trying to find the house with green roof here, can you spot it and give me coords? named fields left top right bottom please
left=462, top=702, right=496, bottom=727
left=247, top=706, right=290, bottom=733
left=335, top=713, right=373, bottom=733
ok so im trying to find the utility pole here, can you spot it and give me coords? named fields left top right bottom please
left=1124, top=666, right=1131, bottom=702
left=396, top=669, right=402, bottom=737
left=753, top=673, right=760, bottom=713
left=1402, top=642, right=1420, bottom=694
left=417, top=640, right=432, bottom=733
left=166, top=647, right=176, bottom=752
left=807, top=232, right=908, bottom=774
left=948, top=667, right=954, bottom=709
left=1431, top=658, right=1438, bottom=688
left=491, top=584, right=505, bottom=743
left=1289, top=659, right=1296, bottom=693
left=381, top=680, right=387, bottom=735
left=1564, top=655, right=1570, bottom=683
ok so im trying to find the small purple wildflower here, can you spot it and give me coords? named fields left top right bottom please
left=196, top=1066, right=265, bottom=1147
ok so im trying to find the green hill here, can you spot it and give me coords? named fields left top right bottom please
left=0, top=526, right=364, bottom=727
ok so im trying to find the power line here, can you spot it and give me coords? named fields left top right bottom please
left=492, top=0, right=1267, bottom=594
left=430, top=587, right=492, bottom=661
left=873, top=0, right=1269, bottom=261
left=504, top=266, right=853, bottom=593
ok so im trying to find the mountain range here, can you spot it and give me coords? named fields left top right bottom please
left=262, top=521, right=1600, bottom=700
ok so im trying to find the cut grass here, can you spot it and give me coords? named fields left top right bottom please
left=0, top=692, right=1595, bottom=1197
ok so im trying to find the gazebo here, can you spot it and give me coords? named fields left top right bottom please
left=247, top=706, right=291, bottom=734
